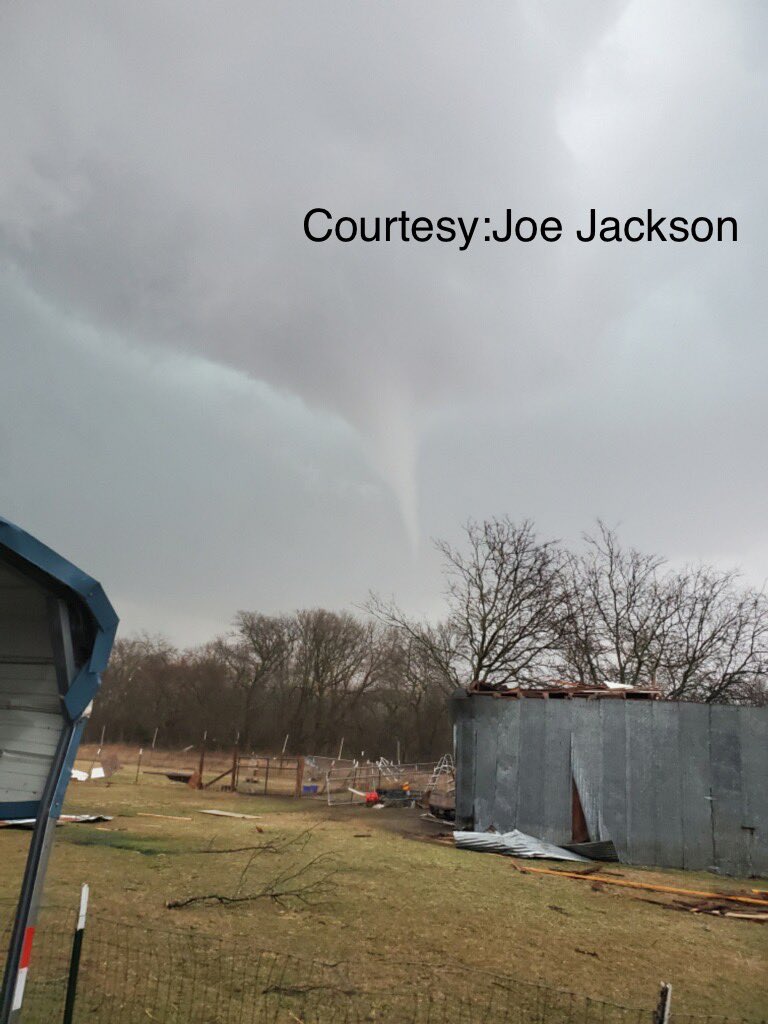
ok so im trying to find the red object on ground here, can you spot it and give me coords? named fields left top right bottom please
left=365, top=791, right=379, bottom=806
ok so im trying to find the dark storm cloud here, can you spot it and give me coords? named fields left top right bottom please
left=0, top=1, right=765, bottom=638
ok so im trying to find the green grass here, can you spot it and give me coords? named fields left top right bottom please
left=59, top=827, right=196, bottom=856
left=1, top=763, right=766, bottom=1021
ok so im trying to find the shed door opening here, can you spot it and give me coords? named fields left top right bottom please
left=571, top=777, right=590, bottom=843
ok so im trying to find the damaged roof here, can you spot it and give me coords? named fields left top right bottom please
left=467, top=679, right=661, bottom=700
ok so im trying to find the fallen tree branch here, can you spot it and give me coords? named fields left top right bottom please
left=166, top=852, right=337, bottom=910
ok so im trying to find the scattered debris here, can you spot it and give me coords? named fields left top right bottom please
left=575, top=948, right=599, bottom=958
left=661, top=899, right=768, bottom=923
left=0, top=814, right=113, bottom=829
left=454, top=830, right=589, bottom=862
left=426, top=788, right=455, bottom=821
left=324, top=758, right=445, bottom=807
left=137, top=813, right=192, bottom=822
left=563, top=840, right=619, bottom=862
left=72, top=756, right=120, bottom=782
left=143, top=770, right=194, bottom=784
left=197, top=809, right=263, bottom=820
left=424, top=754, right=456, bottom=821
left=513, top=866, right=768, bottom=907
left=63, top=815, right=113, bottom=824
left=348, top=785, right=413, bottom=808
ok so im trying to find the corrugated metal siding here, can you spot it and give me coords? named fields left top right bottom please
left=0, top=563, right=62, bottom=808
left=494, top=698, right=520, bottom=831
left=453, top=697, right=476, bottom=827
left=541, top=700, right=571, bottom=844
left=454, top=695, right=768, bottom=876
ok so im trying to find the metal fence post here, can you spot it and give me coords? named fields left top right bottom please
left=654, top=983, right=672, bottom=1024
left=62, top=884, right=89, bottom=1024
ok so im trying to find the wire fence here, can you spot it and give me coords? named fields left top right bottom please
left=323, top=759, right=444, bottom=805
left=1, top=905, right=765, bottom=1024
left=74, top=743, right=452, bottom=804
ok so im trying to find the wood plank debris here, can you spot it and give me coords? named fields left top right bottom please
left=137, top=813, right=192, bottom=822
left=196, top=809, right=263, bottom=819
left=514, top=865, right=768, bottom=907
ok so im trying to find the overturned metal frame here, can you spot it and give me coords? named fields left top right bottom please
left=0, top=517, right=118, bottom=1022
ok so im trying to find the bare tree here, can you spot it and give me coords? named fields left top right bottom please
left=557, top=523, right=679, bottom=688
left=370, top=518, right=565, bottom=688
left=660, top=567, right=768, bottom=702
left=93, top=633, right=178, bottom=741
left=290, top=610, right=384, bottom=751
left=558, top=523, right=768, bottom=702
left=373, top=630, right=452, bottom=757
left=214, top=612, right=294, bottom=750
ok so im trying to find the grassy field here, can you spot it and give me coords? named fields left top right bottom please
left=1, top=750, right=766, bottom=1021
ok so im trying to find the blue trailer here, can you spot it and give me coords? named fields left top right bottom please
left=0, top=517, right=118, bottom=1022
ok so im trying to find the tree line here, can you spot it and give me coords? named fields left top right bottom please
left=89, top=519, right=768, bottom=758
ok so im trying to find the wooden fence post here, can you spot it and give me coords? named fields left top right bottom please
left=231, top=743, right=239, bottom=792
left=196, top=731, right=207, bottom=790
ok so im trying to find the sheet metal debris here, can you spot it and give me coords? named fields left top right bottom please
left=0, top=814, right=113, bottom=829
left=563, top=840, right=619, bottom=862
left=454, top=829, right=590, bottom=862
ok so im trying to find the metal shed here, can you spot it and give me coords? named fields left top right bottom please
left=453, top=689, right=768, bottom=877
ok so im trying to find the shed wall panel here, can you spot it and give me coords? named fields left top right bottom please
left=678, top=703, right=714, bottom=870
left=541, top=700, right=572, bottom=844
left=599, top=702, right=629, bottom=859
left=709, top=706, right=745, bottom=876
left=473, top=698, right=500, bottom=832
left=493, top=701, right=520, bottom=831
left=625, top=703, right=655, bottom=865
left=739, top=709, right=768, bottom=876
left=651, top=701, right=684, bottom=868
left=516, top=701, right=546, bottom=837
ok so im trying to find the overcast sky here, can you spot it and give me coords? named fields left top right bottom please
left=1, top=1, right=765, bottom=645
